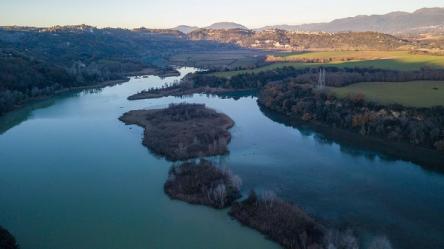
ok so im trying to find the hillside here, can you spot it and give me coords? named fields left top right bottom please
left=260, top=7, right=444, bottom=34
left=188, top=29, right=412, bottom=50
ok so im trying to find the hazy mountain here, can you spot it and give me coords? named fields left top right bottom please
left=171, top=25, right=199, bottom=34
left=205, top=22, right=248, bottom=30
left=260, top=7, right=444, bottom=34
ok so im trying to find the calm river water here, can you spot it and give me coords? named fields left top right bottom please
left=0, top=68, right=443, bottom=249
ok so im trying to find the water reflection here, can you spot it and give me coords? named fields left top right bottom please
left=258, top=105, right=444, bottom=173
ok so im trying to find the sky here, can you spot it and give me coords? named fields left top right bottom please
left=1, top=0, right=443, bottom=29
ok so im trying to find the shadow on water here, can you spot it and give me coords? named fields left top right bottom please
left=0, top=88, right=104, bottom=135
left=216, top=90, right=258, bottom=100
left=258, top=105, right=444, bottom=174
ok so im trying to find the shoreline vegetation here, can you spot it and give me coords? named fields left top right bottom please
left=119, top=103, right=234, bottom=161
left=0, top=66, right=181, bottom=117
left=258, top=83, right=444, bottom=154
left=229, top=191, right=393, bottom=249
left=229, top=191, right=326, bottom=249
left=0, top=226, right=19, bottom=249
left=128, top=86, right=248, bottom=100
left=128, top=73, right=255, bottom=100
left=0, top=77, right=130, bottom=117
left=130, top=67, right=181, bottom=78
left=259, top=105, right=444, bottom=170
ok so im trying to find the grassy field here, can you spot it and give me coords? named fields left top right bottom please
left=169, top=50, right=266, bottom=69
left=330, top=81, right=444, bottom=107
left=212, top=51, right=444, bottom=78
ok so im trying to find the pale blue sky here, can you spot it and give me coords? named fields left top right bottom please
left=1, top=0, right=443, bottom=28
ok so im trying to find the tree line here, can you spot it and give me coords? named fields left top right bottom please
left=191, top=66, right=444, bottom=89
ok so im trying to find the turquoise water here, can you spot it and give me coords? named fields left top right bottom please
left=0, top=68, right=443, bottom=249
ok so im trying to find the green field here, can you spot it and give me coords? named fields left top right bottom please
left=330, top=81, right=444, bottom=107
left=169, top=50, right=266, bottom=69
left=212, top=51, right=444, bottom=78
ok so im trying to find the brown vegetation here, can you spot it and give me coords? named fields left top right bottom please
left=164, top=160, right=241, bottom=208
left=229, top=191, right=326, bottom=249
left=128, top=86, right=240, bottom=100
left=162, top=159, right=370, bottom=248
left=119, top=103, right=234, bottom=161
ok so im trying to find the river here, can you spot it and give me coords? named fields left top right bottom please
left=0, top=68, right=443, bottom=249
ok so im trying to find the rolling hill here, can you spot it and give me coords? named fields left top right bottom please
left=171, top=25, right=199, bottom=34
left=205, top=22, right=248, bottom=30
left=188, top=29, right=412, bottom=50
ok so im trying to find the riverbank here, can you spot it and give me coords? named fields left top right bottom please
left=128, top=86, right=254, bottom=100
left=119, top=103, right=235, bottom=161
left=258, top=83, right=444, bottom=162
left=128, top=67, right=181, bottom=78
left=0, top=77, right=130, bottom=117
left=0, top=66, right=181, bottom=117
left=259, top=104, right=444, bottom=171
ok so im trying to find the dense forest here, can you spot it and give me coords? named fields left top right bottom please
left=189, top=67, right=444, bottom=89
left=0, top=49, right=78, bottom=114
left=188, top=29, right=412, bottom=50
left=258, top=82, right=444, bottom=152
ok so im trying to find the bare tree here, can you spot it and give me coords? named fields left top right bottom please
left=212, top=184, right=227, bottom=208
left=261, top=190, right=277, bottom=209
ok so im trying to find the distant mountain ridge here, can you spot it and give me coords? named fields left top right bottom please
left=171, top=25, right=199, bottom=34
left=259, top=7, right=444, bottom=34
left=205, top=22, right=248, bottom=30
left=171, top=22, right=248, bottom=33
left=172, top=8, right=444, bottom=34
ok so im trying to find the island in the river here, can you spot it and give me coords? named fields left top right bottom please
left=128, top=86, right=240, bottom=100
left=164, top=159, right=241, bottom=208
left=230, top=191, right=327, bottom=249
left=119, top=103, right=234, bottom=161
